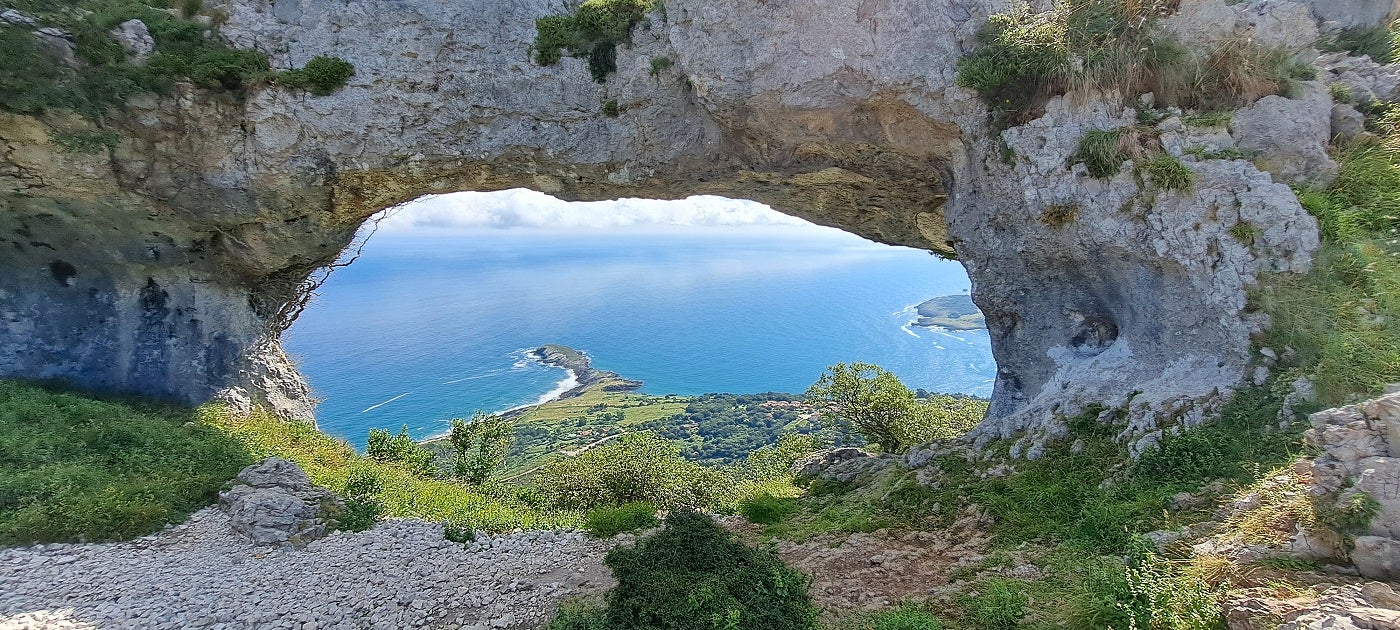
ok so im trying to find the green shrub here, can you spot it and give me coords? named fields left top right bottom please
left=1317, top=491, right=1382, bottom=535
left=602, top=98, right=620, bottom=117
left=956, top=1, right=1187, bottom=123
left=737, top=493, right=799, bottom=524
left=0, top=380, right=253, bottom=544
left=1142, top=153, right=1195, bottom=191
left=1330, top=82, right=1355, bottom=104
left=444, top=519, right=476, bottom=543
left=0, top=25, right=85, bottom=115
left=366, top=425, right=437, bottom=475
left=276, top=55, right=355, bottom=95
left=600, top=509, right=819, bottom=629
left=338, top=497, right=383, bottom=532
left=532, top=432, right=733, bottom=511
left=959, top=578, right=1027, bottom=630
left=584, top=501, right=659, bottom=537
left=1268, top=131, right=1400, bottom=403
left=533, top=0, right=653, bottom=82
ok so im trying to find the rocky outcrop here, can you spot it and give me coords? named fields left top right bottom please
left=0, top=0, right=1379, bottom=440
left=1304, top=388, right=1400, bottom=579
left=219, top=457, right=343, bottom=546
left=791, top=447, right=894, bottom=484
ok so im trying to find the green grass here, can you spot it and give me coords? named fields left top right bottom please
left=1319, top=23, right=1400, bottom=65
left=1142, top=153, right=1196, bottom=191
left=1073, top=128, right=1134, bottom=178
left=0, top=380, right=253, bottom=545
left=737, top=492, right=799, bottom=524
left=832, top=604, right=944, bottom=630
left=1266, top=128, right=1400, bottom=404
left=584, top=501, right=659, bottom=537
left=199, top=406, right=581, bottom=532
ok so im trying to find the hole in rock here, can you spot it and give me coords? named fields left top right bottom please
left=281, top=189, right=999, bottom=452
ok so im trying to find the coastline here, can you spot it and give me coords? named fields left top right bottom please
left=498, top=345, right=642, bottom=420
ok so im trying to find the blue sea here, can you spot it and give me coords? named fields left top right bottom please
left=282, top=228, right=997, bottom=448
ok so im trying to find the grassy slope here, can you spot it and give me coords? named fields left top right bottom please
left=199, top=406, right=581, bottom=531
left=0, top=380, right=253, bottom=545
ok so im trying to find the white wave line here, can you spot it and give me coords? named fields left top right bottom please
left=899, top=324, right=922, bottom=338
left=360, top=391, right=411, bottom=413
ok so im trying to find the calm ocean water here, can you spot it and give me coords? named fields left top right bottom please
left=282, top=229, right=997, bottom=448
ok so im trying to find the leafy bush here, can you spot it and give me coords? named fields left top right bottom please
left=737, top=493, right=799, bottom=524
left=532, top=432, right=732, bottom=511
left=807, top=363, right=983, bottom=452
left=448, top=412, right=514, bottom=484
left=533, top=0, right=653, bottom=81
left=338, top=497, right=383, bottom=532
left=0, top=379, right=253, bottom=544
left=1142, top=153, right=1195, bottom=191
left=583, top=502, right=659, bottom=537
left=366, top=425, right=437, bottom=475
left=959, top=578, right=1027, bottom=630
left=276, top=55, right=355, bottom=95
left=600, top=509, right=819, bottom=629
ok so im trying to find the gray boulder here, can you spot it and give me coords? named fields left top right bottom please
left=110, top=19, right=155, bottom=63
left=1352, top=536, right=1400, bottom=580
left=1232, top=83, right=1339, bottom=187
left=791, top=448, right=894, bottom=484
left=219, top=457, right=343, bottom=546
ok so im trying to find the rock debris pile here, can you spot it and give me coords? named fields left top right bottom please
left=0, top=510, right=613, bottom=629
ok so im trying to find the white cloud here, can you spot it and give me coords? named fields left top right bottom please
left=372, top=189, right=834, bottom=234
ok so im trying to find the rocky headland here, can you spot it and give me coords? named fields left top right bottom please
left=910, top=295, right=986, bottom=332
left=524, top=345, right=641, bottom=404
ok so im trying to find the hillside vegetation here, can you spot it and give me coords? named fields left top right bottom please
left=0, top=0, right=351, bottom=122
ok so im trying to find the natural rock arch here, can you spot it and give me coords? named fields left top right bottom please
left=0, top=0, right=1347, bottom=446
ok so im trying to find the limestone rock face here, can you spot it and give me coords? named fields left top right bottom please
left=0, top=0, right=1341, bottom=442
left=1305, top=390, right=1400, bottom=579
left=219, top=457, right=342, bottom=546
left=1232, top=83, right=1339, bottom=186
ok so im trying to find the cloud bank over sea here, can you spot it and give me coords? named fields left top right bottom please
left=373, top=189, right=843, bottom=236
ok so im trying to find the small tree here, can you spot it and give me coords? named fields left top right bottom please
left=805, top=363, right=985, bottom=452
left=365, top=425, right=436, bottom=475
left=448, top=412, right=515, bottom=485
left=805, top=363, right=920, bottom=452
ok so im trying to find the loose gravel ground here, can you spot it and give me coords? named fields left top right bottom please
left=0, top=508, right=614, bottom=630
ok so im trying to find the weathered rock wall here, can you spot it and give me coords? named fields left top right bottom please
left=0, top=0, right=1383, bottom=435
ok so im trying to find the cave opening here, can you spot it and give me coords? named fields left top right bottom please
left=279, top=189, right=997, bottom=449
